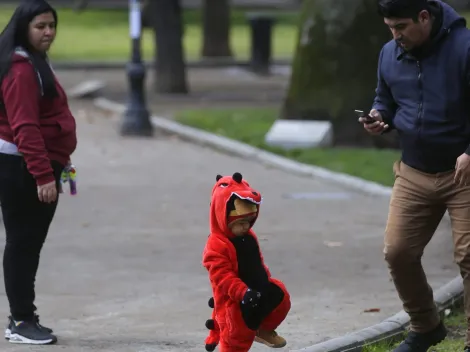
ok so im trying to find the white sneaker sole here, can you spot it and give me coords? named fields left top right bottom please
left=8, top=333, right=56, bottom=345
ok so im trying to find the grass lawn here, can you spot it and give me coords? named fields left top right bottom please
left=174, top=107, right=401, bottom=187
left=363, top=307, right=466, bottom=352
left=0, top=7, right=298, bottom=62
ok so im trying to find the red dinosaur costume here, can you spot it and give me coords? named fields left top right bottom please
left=202, top=172, right=291, bottom=352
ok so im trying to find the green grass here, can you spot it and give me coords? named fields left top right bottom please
left=0, top=7, right=298, bottom=61
left=363, top=307, right=466, bottom=352
left=174, top=107, right=401, bottom=187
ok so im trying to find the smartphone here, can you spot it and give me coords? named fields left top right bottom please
left=355, top=109, right=376, bottom=124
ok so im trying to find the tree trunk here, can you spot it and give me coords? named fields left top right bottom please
left=150, top=0, right=189, bottom=94
left=281, top=0, right=398, bottom=148
left=201, top=0, right=233, bottom=58
left=141, top=0, right=152, bottom=28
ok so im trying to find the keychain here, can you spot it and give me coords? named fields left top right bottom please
left=60, top=164, right=77, bottom=195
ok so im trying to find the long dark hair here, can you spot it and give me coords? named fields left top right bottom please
left=0, top=0, right=58, bottom=102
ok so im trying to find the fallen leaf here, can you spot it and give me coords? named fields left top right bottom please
left=364, top=308, right=381, bottom=313
left=323, top=241, right=343, bottom=247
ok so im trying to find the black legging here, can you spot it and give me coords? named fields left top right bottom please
left=0, top=153, right=62, bottom=321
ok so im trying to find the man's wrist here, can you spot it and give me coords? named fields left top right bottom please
left=465, top=145, right=470, bottom=156
left=378, top=110, right=391, bottom=125
left=378, top=109, right=395, bottom=134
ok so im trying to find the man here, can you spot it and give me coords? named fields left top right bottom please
left=359, top=0, right=470, bottom=351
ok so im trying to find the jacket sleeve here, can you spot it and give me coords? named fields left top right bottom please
left=1, top=64, right=55, bottom=185
left=371, top=47, right=397, bottom=132
left=203, top=244, right=248, bottom=302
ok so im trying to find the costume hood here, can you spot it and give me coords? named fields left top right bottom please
left=209, top=172, right=262, bottom=238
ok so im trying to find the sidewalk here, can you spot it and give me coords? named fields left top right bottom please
left=0, top=100, right=458, bottom=351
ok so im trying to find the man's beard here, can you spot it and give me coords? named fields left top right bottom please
left=395, top=39, right=408, bottom=51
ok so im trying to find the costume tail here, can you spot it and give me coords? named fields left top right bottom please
left=204, top=297, right=220, bottom=352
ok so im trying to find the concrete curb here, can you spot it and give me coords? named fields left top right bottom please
left=92, top=97, right=461, bottom=352
left=290, top=276, right=463, bottom=352
left=92, top=97, right=392, bottom=198
left=91, top=98, right=459, bottom=223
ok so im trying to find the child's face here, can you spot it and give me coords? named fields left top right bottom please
left=229, top=218, right=254, bottom=236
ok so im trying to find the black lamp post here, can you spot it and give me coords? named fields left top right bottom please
left=120, top=0, right=154, bottom=137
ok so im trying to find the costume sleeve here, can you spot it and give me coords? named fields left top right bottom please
left=203, top=247, right=248, bottom=302
left=371, top=47, right=397, bottom=133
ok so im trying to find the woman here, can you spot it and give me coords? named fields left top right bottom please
left=0, top=0, right=77, bottom=345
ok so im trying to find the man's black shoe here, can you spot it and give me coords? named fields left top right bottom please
left=393, top=321, right=447, bottom=352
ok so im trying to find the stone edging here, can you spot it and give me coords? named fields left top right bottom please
left=93, top=97, right=392, bottom=198
left=93, top=97, right=461, bottom=352
left=92, top=97, right=454, bottom=220
left=290, top=276, right=463, bottom=352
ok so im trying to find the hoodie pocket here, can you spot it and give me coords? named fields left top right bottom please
left=56, top=114, right=77, bottom=136
left=56, top=115, right=78, bottom=154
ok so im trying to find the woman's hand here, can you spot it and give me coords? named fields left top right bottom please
left=37, top=181, right=58, bottom=203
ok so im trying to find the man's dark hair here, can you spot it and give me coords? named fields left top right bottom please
left=378, top=0, right=429, bottom=20
left=0, top=0, right=58, bottom=103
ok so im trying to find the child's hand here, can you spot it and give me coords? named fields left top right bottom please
left=240, top=288, right=263, bottom=330
left=242, top=288, right=261, bottom=308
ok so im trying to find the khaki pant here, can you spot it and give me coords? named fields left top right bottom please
left=385, top=160, right=470, bottom=343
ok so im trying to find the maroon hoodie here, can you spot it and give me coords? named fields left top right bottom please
left=0, top=53, right=77, bottom=186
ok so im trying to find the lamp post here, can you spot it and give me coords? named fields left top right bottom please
left=120, top=0, right=154, bottom=137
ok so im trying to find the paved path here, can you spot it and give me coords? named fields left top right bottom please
left=0, top=101, right=458, bottom=351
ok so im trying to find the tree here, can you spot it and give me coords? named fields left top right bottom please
left=150, top=0, right=189, bottom=94
left=201, top=0, right=233, bottom=58
left=281, top=0, right=395, bottom=147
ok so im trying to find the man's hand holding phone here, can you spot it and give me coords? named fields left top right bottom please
left=357, top=109, right=389, bottom=135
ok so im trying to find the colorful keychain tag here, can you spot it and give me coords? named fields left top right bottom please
left=60, top=164, right=77, bottom=195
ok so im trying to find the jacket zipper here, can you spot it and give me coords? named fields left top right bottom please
left=417, top=61, right=423, bottom=137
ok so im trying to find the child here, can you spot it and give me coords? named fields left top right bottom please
left=202, top=172, right=291, bottom=351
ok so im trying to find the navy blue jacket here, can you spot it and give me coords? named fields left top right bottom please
left=372, top=0, right=470, bottom=174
